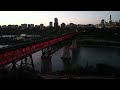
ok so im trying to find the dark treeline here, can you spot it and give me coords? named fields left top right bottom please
left=0, top=27, right=46, bottom=35
left=0, top=27, right=74, bottom=35
left=78, top=27, right=120, bottom=41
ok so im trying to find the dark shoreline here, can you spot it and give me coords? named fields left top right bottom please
left=77, top=39, right=120, bottom=48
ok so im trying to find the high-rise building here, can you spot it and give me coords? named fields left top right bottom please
left=101, top=19, right=105, bottom=28
left=49, top=22, right=53, bottom=27
left=109, top=15, right=112, bottom=25
left=110, top=15, right=111, bottom=21
left=54, top=18, right=58, bottom=29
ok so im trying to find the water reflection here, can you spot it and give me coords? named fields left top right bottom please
left=61, top=58, right=71, bottom=72
left=71, top=48, right=80, bottom=69
left=41, top=56, right=52, bottom=74
left=31, top=46, right=120, bottom=74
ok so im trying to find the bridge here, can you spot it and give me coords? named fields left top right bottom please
left=0, top=31, right=79, bottom=73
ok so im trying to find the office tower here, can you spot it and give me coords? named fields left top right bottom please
left=54, top=18, right=58, bottom=29
left=101, top=19, right=105, bottom=28
left=110, top=15, right=111, bottom=21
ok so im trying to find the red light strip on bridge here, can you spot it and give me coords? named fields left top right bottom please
left=0, top=32, right=78, bottom=66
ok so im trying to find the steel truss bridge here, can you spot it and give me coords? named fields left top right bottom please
left=0, top=32, right=79, bottom=70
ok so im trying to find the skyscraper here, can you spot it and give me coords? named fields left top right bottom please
left=54, top=18, right=58, bottom=29
left=110, top=15, right=111, bottom=21
left=109, top=15, right=112, bottom=25
left=101, top=19, right=105, bottom=28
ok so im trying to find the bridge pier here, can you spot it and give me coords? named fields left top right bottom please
left=61, top=45, right=71, bottom=72
left=62, top=45, right=71, bottom=58
left=70, top=39, right=77, bottom=49
left=41, top=55, right=52, bottom=74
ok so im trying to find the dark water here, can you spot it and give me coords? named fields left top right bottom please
left=31, top=46, right=120, bottom=73
left=2, top=45, right=120, bottom=76
left=72, top=47, right=120, bottom=68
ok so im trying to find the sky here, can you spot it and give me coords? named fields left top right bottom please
left=0, top=11, right=120, bottom=26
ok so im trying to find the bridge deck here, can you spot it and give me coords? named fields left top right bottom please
left=0, top=32, right=79, bottom=67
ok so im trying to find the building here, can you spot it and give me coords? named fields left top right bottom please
left=54, top=18, right=59, bottom=29
left=35, top=25, right=38, bottom=27
left=85, top=24, right=95, bottom=28
left=109, top=15, right=112, bottom=23
left=14, top=25, right=19, bottom=29
left=8, top=25, right=12, bottom=28
left=67, top=23, right=77, bottom=30
left=61, top=23, right=66, bottom=29
left=119, top=20, right=120, bottom=26
left=77, top=24, right=84, bottom=28
left=21, top=24, right=27, bottom=30
left=49, top=22, right=53, bottom=27
left=8, top=25, right=19, bottom=29
left=101, top=19, right=105, bottom=28
left=109, top=15, right=112, bottom=24
left=28, top=24, right=34, bottom=29
left=40, top=24, right=44, bottom=30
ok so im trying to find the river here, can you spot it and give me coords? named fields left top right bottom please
left=31, top=46, right=120, bottom=73
left=1, top=45, right=120, bottom=76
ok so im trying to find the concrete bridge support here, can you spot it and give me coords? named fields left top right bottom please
left=70, top=39, right=77, bottom=49
left=61, top=45, right=71, bottom=72
left=41, top=55, right=52, bottom=74
left=62, top=45, right=71, bottom=59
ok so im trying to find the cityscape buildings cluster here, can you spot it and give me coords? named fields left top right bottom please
left=97, top=15, right=120, bottom=28
left=0, top=16, right=120, bottom=30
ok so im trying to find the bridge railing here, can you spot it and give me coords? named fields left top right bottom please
left=0, top=32, right=79, bottom=67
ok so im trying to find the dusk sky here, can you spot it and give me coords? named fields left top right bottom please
left=0, top=11, right=120, bottom=26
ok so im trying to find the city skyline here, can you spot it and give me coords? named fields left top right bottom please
left=0, top=11, right=120, bottom=26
